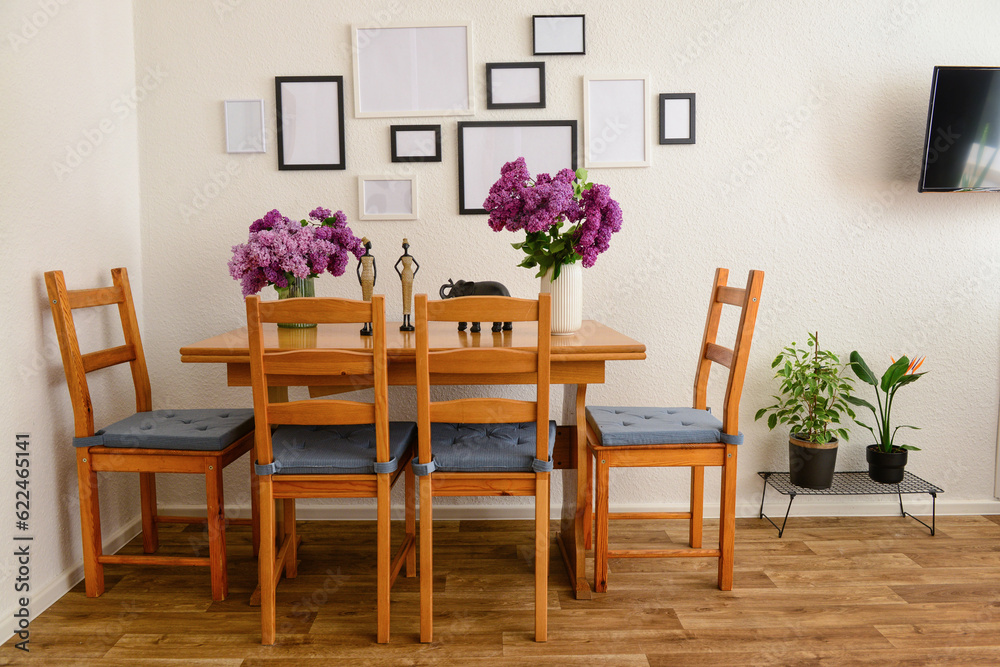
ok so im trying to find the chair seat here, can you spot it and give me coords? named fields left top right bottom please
left=266, top=421, right=417, bottom=475
left=429, top=421, right=557, bottom=472
left=73, top=409, right=255, bottom=451
left=586, top=406, right=743, bottom=447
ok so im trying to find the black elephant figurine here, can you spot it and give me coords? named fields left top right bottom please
left=439, top=279, right=514, bottom=333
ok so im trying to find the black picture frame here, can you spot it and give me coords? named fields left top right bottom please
left=457, top=120, right=578, bottom=215
left=486, top=62, right=546, bottom=110
left=275, top=75, right=346, bottom=170
left=390, top=124, right=442, bottom=163
left=658, top=93, right=696, bottom=145
left=532, top=14, right=586, bottom=56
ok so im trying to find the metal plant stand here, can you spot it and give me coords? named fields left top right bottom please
left=758, top=471, right=943, bottom=537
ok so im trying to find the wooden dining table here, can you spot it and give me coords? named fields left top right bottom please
left=179, top=319, right=645, bottom=599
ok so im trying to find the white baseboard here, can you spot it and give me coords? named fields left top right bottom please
left=2, top=517, right=141, bottom=645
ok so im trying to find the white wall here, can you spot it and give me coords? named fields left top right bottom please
left=1, top=0, right=144, bottom=639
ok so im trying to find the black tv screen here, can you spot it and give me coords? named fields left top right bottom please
left=919, top=66, right=1000, bottom=192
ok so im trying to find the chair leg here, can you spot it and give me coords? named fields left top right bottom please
left=584, top=445, right=594, bottom=551
left=139, top=472, right=159, bottom=554
left=205, top=461, right=228, bottom=602
left=376, top=473, right=391, bottom=644
left=534, top=471, right=550, bottom=642
left=690, top=466, right=704, bottom=549
left=250, top=457, right=260, bottom=558
left=405, top=461, right=416, bottom=577
left=718, top=445, right=738, bottom=591
left=419, top=474, right=433, bottom=643
left=259, top=476, right=276, bottom=645
left=594, top=453, right=610, bottom=594
left=283, top=498, right=297, bottom=579
left=76, top=449, right=104, bottom=597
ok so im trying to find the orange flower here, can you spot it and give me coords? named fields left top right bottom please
left=892, top=355, right=926, bottom=374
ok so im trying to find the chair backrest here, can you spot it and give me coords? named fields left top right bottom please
left=413, top=293, right=552, bottom=467
left=692, top=268, right=765, bottom=437
left=246, top=294, right=390, bottom=469
left=45, top=268, right=152, bottom=438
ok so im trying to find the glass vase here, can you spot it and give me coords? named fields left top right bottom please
left=540, top=262, right=583, bottom=335
left=274, top=276, right=317, bottom=329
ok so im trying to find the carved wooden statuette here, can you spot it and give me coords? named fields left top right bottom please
left=356, top=238, right=376, bottom=336
left=394, top=238, right=420, bottom=332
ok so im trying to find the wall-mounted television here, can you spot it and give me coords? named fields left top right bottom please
left=919, top=66, right=1000, bottom=192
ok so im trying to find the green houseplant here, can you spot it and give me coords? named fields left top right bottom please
left=847, top=352, right=925, bottom=483
left=755, top=333, right=855, bottom=489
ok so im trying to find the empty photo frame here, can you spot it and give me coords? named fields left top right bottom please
left=532, top=15, right=585, bottom=55
left=486, top=62, right=545, bottom=109
left=458, top=121, right=577, bottom=215
left=224, top=100, right=265, bottom=153
left=358, top=176, right=418, bottom=220
left=275, top=76, right=346, bottom=170
left=353, top=23, right=474, bottom=118
left=659, top=93, right=696, bottom=144
left=390, top=125, right=442, bottom=162
left=584, top=76, right=650, bottom=168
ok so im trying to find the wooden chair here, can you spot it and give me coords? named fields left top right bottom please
left=586, top=268, right=764, bottom=593
left=413, top=292, right=552, bottom=642
left=45, top=268, right=258, bottom=602
left=246, top=294, right=416, bottom=645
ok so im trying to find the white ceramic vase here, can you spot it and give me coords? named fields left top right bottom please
left=540, top=262, right=583, bottom=335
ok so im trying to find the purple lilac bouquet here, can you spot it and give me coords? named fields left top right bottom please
left=228, top=207, right=364, bottom=297
left=483, top=157, right=623, bottom=278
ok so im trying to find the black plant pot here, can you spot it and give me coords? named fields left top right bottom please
left=788, top=434, right=838, bottom=489
left=866, top=444, right=908, bottom=484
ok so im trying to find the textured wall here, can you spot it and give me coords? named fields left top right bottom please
left=130, top=0, right=1000, bottom=517
left=1, top=0, right=143, bottom=637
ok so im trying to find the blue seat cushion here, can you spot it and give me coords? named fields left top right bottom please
left=429, top=421, right=557, bottom=473
left=267, top=422, right=417, bottom=475
left=73, top=409, right=254, bottom=451
left=586, top=406, right=743, bottom=446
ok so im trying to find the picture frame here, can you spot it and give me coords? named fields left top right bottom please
left=532, top=15, right=586, bottom=56
left=352, top=23, right=474, bottom=118
left=659, top=93, right=696, bottom=144
left=224, top=100, right=265, bottom=153
left=358, top=176, right=419, bottom=221
left=390, top=124, right=442, bottom=162
left=275, top=76, right=346, bottom=170
left=457, top=120, right=577, bottom=215
left=486, top=62, right=546, bottom=110
left=584, top=75, right=651, bottom=168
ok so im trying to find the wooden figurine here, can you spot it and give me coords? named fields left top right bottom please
left=394, top=238, right=420, bottom=332
left=357, top=238, right=376, bottom=336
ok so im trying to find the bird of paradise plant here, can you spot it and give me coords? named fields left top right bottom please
left=847, top=353, right=926, bottom=453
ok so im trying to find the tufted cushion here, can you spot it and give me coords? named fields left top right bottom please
left=72, top=409, right=254, bottom=451
left=428, top=421, right=557, bottom=473
left=586, top=406, right=743, bottom=447
left=265, top=422, right=417, bottom=475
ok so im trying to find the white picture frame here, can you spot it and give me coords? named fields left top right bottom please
left=532, top=15, right=586, bottom=55
left=457, top=121, right=577, bottom=215
left=275, top=76, right=346, bottom=170
left=224, top=100, right=265, bottom=153
left=584, top=75, right=651, bottom=168
left=352, top=23, right=474, bottom=118
left=358, top=176, right=418, bottom=220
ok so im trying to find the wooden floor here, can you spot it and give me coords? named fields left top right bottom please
left=4, top=514, right=1000, bottom=666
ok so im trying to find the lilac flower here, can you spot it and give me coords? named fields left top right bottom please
left=229, top=207, right=364, bottom=297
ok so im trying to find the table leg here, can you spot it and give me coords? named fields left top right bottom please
left=557, top=384, right=592, bottom=600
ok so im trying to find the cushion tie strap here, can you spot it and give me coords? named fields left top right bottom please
left=720, top=432, right=744, bottom=445
left=73, top=431, right=106, bottom=448
left=373, top=457, right=398, bottom=474
left=532, top=457, right=554, bottom=473
left=412, top=458, right=437, bottom=476
left=255, top=460, right=282, bottom=476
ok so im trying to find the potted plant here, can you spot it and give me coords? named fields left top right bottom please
left=847, top=353, right=925, bottom=483
left=755, top=333, right=855, bottom=489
